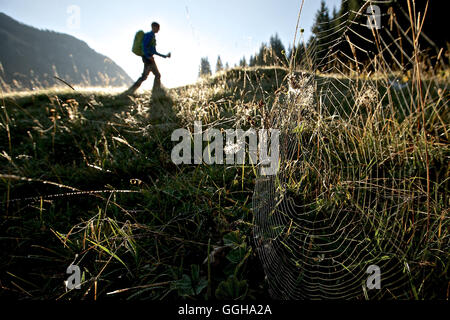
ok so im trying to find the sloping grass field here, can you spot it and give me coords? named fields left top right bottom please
left=0, top=67, right=448, bottom=300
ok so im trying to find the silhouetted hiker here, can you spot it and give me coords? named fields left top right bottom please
left=127, top=22, right=171, bottom=94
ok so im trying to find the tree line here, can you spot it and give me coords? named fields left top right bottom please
left=199, top=0, right=448, bottom=77
left=198, top=33, right=289, bottom=77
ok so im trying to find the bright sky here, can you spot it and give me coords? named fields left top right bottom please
left=0, top=0, right=341, bottom=89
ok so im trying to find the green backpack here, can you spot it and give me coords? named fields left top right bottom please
left=132, top=30, right=145, bottom=56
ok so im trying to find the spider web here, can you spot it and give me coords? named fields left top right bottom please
left=252, top=0, right=448, bottom=299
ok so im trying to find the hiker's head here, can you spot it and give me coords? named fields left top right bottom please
left=151, top=22, right=160, bottom=33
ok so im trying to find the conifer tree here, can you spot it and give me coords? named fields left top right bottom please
left=310, top=0, right=331, bottom=68
left=215, top=55, right=223, bottom=73
left=269, top=33, right=286, bottom=66
left=199, top=57, right=212, bottom=77
left=249, top=55, right=256, bottom=67
left=256, top=43, right=267, bottom=66
left=239, top=56, right=247, bottom=67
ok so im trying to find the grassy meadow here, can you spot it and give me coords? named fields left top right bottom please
left=0, top=66, right=448, bottom=300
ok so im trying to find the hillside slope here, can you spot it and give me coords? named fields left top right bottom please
left=0, top=12, right=132, bottom=92
left=0, top=67, right=448, bottom=300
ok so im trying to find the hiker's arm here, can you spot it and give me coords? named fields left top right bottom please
left=151, top=47, right=168, bottom=58
left=144, top=34, right=169, bottom=59
left=155, top=51, right=167, bottom=58
left=149, top=40, right=169, bottom=58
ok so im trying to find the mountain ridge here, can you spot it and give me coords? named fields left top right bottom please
left=0, top=12, right=133, bottom=92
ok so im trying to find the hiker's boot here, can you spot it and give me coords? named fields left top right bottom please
left=130, top=83, right=140, bottom=93
left=125, top=77, right=145, bottom=95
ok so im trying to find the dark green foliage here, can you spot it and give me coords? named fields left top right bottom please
left=239, top=56, right=247, bottom=67
left=269, top=33, right=287, bottom=66
left=308, top=0, right=449, bottom=72
left=174, top=264, right=208, bottom=297
left=245, top=33, right=288, bottom=68
left=215, top=55, right=223, bottom=73
left=215, top=276, right=249, bottom=300
left=310, top=0, right=331, bottom=68
left=249, top=55, right=256, bottom=67
left=199, top=57, right=212, bottom=77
